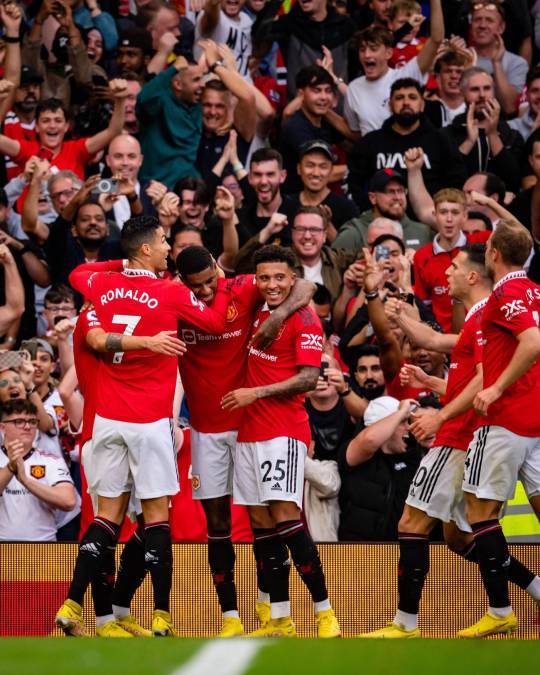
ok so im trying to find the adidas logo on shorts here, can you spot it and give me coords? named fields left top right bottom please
left=271, top=482, right=282, bottom=491
left=80, top=542, right=100, bottom=557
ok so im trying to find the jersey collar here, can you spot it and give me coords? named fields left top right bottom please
left=432, top=231, right=467, bottom=255
left=2, top=445, right=35, bottom=461
left=122, top=268, right=157, bottom=279
left=464, top=296, right=489, bottom=322
left=261, top=302, right=275, bottom=313
left=493, top=269, right=526, bottom=292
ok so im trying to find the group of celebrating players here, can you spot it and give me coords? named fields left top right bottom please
left=54, top=213, right=540, bottom=639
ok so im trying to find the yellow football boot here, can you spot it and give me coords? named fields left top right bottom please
left=55, top=599, right=88, bottom=637
left=316, top=608, right=341, bottom=638
left=116, top=614, right=152, bottom=637
left=256, top=601, right=271, bottom=627
left=248, top=617, right=297, bottom=638
left=218, top=616, right=244, bottom=637
left=96, top=620, right=134, bottom=637
left=358, top=622, right=421, bottom=638
left=152, top=609, right=176, bottom=637
left=457, top=612, right=518, bottom=639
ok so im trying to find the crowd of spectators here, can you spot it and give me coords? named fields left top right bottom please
left=0, top=0, right=539, bottom=543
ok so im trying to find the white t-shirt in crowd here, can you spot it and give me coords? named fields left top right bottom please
left=0, top=446, right=74, bottom=541
left=195, top=10, right=253, bottom=79
left=303, top=259, right=324, bottom=285
left=344, top=59, right=427, bottom=136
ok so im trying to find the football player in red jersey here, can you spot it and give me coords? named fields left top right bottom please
left=68, top=297, right=186, bottom=638
left=459, top=220, right=540, bottom=638
left=59, top=216, right=229, bottom=637
left=222, top=246, right=341, bottom=638
left=176, top=244, right=314, bottom=637
left=361, top=243, right=540, bottom=637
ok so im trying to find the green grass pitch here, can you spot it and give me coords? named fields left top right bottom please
left=2, top=638, right=540, bottom=675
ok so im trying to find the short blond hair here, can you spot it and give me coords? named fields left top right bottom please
left=389, top=0, right=421, bottom=21
left=433, top=188, right=467, bottom=209
left=490, top=219, right=533, bottom=267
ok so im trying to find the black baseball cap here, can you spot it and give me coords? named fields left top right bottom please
left=298, top=139, right=334, bottom=162
left=368, top=168, right=407, bottom=193
left=20, top=65, right=44, bottom=87
left=118, top=28, right=153, bottom=55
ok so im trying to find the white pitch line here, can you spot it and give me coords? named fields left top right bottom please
left=170, top=639, right=267, bottom=675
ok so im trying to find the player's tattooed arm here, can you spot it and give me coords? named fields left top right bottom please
left=251, top=279, right=316, bottom=349
left=256, top=365, right=320, bottom=399
left=105, top=333, right=123, bottom=352
left=87, top=328, right=187, bottom=356
left=221, top=366, right=319, bottom=410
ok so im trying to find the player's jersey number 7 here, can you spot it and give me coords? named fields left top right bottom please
left=111, top=314, right=142, bottom=363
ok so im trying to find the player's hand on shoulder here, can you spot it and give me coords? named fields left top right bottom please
left=221, top=387, right=258, bottom=410
left=145, top=330, right=187, bottom=357
left=250, top=313, right=282, bottom=350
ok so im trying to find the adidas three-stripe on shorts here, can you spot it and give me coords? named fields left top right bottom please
left=233, top=436, right=307, bottom=508
left=462, top=425, right=540, bottom=502
left=406, top=445, right=471, bottom=532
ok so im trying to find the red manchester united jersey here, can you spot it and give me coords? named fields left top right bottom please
left=69, top=263, right=228, bottom=424
left=434, top=297, right=487, bottom=451
left=414, top=231, right=490, bottom=332
left=73, top=308, right=102, bottom=446
left=178, top=275, right=261, bottom=433
left=237, top=305, right=323, bottom=446
left=481, top=270, right=540, bottom=436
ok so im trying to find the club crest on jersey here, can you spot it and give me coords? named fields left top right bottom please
left=192, top=474, right=201, bottom=490
left=30, top=465, right=46, bottom=479
left=226, top=301, right=238, bottom=322
left=301, top=333, right=323, bottom=350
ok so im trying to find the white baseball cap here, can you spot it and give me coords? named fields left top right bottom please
left=364, top=396, right=400, bottom=426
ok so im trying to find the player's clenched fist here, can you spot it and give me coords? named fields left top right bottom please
left=473, top=384, right=502, bottom=416
left=221, top=388, right=258, bottom=410
left=0, top=79, right=15, bottom=100
left=0, top=243, right=15, bottom=265
left=109, top=79, right=129, bottom=99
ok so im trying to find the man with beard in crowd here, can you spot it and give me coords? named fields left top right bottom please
left=45, top=201, right=123, bottom=287
left=347, top=78, right=466, bottom=208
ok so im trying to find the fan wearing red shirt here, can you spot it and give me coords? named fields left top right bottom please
left=175, top=244, right=314, bottom=637
left=222, top=245, right=341, bottom=639
left=362, top=248, right=446, bottom=402
left=0, top=79, right=129, bottom=180
left=459, top=221, right=540, bottom=638
left=413, top=188, right=490, bottom=333
left=58, top=216, right=229, bottom=638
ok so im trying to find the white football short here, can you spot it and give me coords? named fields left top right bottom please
left=82, top=440, right=142, bottom=519
left=463, top=425, right=540, bottom=502
left=190, top=428, right=238, bottom=500
left=406, top=445, right=470, bottom=532
left=89, top=415, right=179, bottom=500
left=233, top=436, right=307, bottom=508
